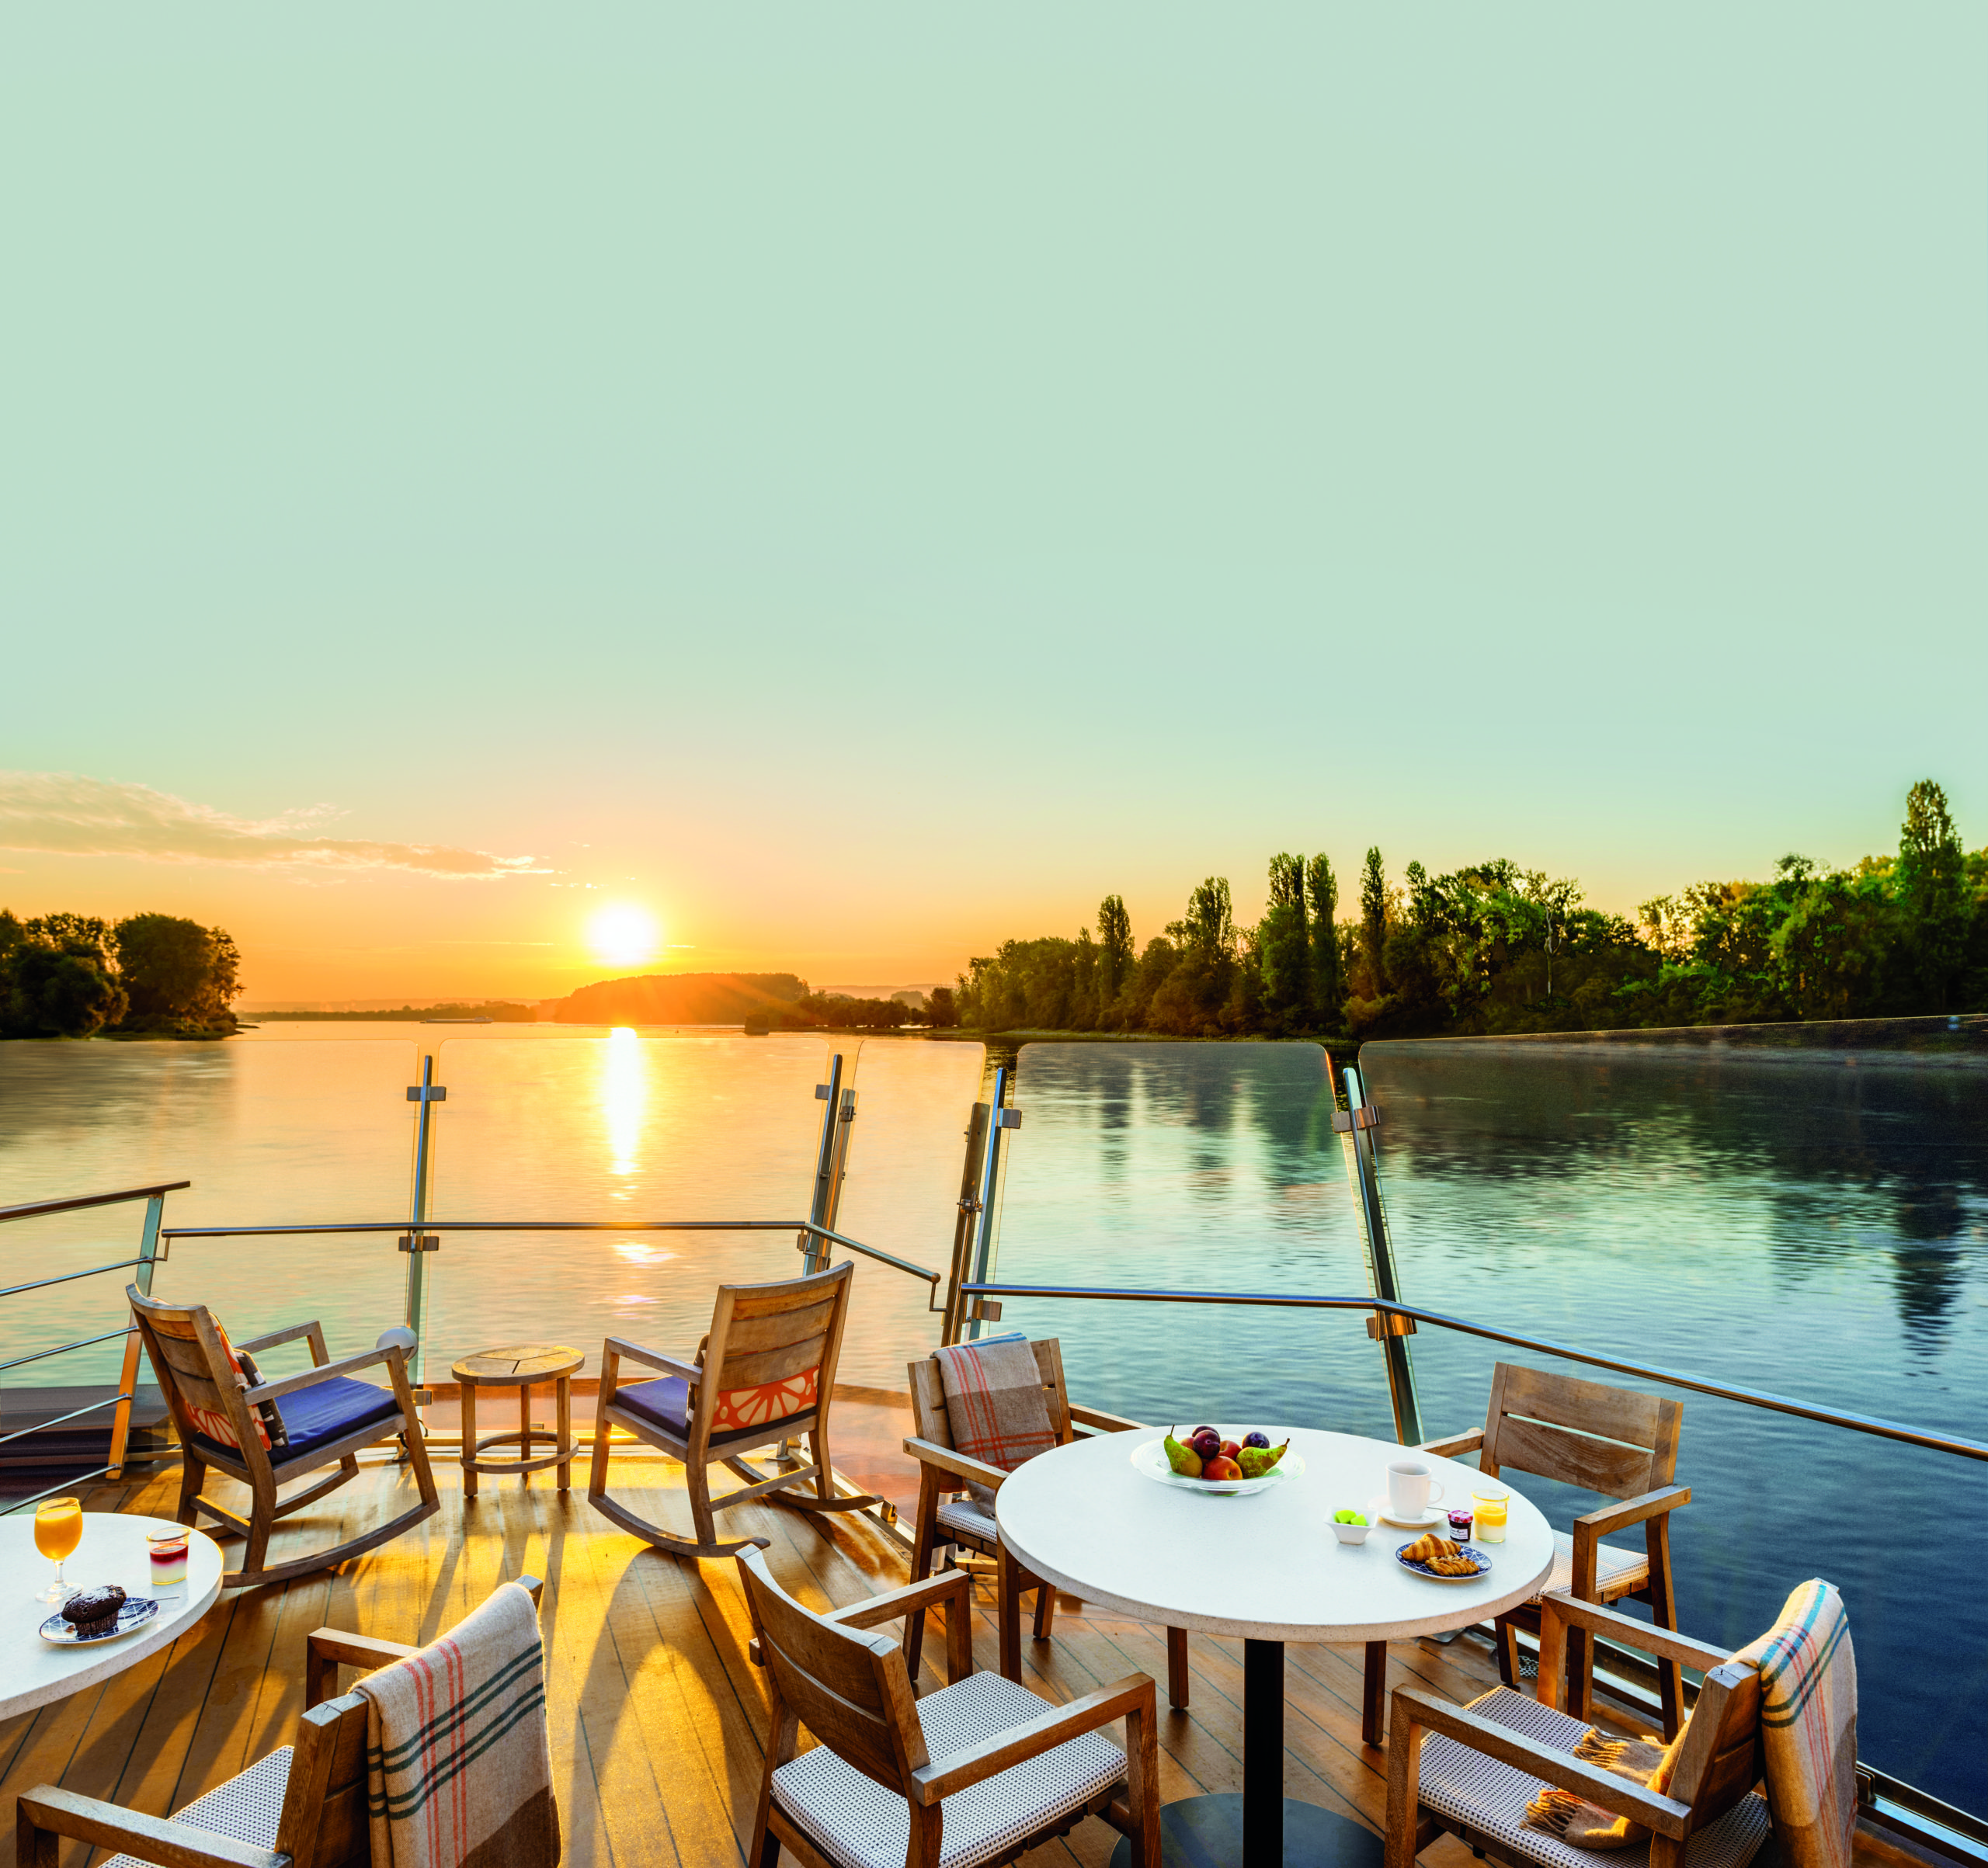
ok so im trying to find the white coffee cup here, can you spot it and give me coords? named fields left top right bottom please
left=1386, top=1460, right=1445, bottom=1520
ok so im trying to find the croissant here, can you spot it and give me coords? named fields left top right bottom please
left=1429, top=1554, right=1481, bottom=1575
left=1402, top=1534, right=1459, bottom=1564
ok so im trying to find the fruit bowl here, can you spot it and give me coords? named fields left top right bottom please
left=1330, top=1518, right=1371, bottom=1545
left=1131, top=1437, right=1304, bottom=1497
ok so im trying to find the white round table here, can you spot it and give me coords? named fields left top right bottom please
left=996, top=1427, right=1555, bottom=1868
left=2, top=1513, right=224, bottom=1720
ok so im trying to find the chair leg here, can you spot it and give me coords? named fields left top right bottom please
left=1363, top=1641, right=1388, bottom=1747
left=687, top=1458, right=721, bottom=1551
left=903, top=1471, right=943, bottom=1683
left=586, top=1404, right=613, bottom=1500
left=997, top=1543, right=1024, bottom=1682
left=1494, top=1613, right=1522, bottom=1689
left=1385, top=1697, right=1427, bottom=1868
left=1166, top=1625, right=1190, bottom=1710
left=1032, top=1573, right=1056, bottom=1641
left=556, top=1376, right=574, bottom=1493
left=176, top=1453, right=205, bottom=1527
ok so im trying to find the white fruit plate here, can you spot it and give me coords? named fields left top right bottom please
left=1131, top=1438, right=1305, bottom=1497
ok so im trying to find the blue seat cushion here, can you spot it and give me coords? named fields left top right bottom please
left=616, top=1375, right=813, bottom=1450
left=189, top=1377, right=402, bottom=1468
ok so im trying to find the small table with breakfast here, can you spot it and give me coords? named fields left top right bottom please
left=996, top=1424, right=1555, bottom=1868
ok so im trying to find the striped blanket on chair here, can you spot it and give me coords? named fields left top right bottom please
left=354, top=1580, right=558, bottom=1868
left=1736, top=1578, right=1858, bottom=1868
left=933, top=1337, right=1056, bottom=1484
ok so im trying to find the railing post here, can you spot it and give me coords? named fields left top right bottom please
left=404, top=1050, right=446, bottom=1386
left=1340, top=1063, right=1423, bottom=1446
left=801, top=1054, right=844, bottom=1274
left=105, top=1190, right=167, bottom=1480
left=941, top=1103, right=992, bottom=1346
left=967, top=1066, right=1020, bottom=1342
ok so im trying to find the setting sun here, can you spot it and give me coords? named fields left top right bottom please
left=586, top=904, right=660, bottom=970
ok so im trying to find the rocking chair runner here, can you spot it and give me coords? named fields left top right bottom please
left=129, top=1286, right=440, bottom=1591
left=589, top=1261, right=878, bottom=1560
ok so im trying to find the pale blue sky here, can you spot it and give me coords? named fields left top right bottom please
left=3, top=7, right=1983, bottom=997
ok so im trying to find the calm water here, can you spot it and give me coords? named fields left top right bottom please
left=1, top=1029, right=1982, bottom=1812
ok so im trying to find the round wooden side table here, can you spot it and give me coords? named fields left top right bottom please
left=450, top=1344, right=586, bottom=1498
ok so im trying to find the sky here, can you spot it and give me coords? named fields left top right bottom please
left=3, top=7, right=1985, bottom=1003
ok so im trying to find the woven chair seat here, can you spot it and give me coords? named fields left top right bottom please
left=936, top=1495, right=999, bottom=1547
left=1532, top=1533, right=1649, bottom=1604
left=1418, top=1689, right=1769, bottom=1868
left=772, top=1671, right=1124, bottom=1868
left=100, top=1745, right=294, bottom=1868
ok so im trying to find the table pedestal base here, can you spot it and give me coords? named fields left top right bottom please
left=1107, top=1797, right=1384, bottom=1868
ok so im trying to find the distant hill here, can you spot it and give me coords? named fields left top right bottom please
left=551, top=971, right=808, bottom=1025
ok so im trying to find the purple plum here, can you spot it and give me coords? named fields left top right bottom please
left=1243, top=1431, right=1270, bottom=1450
left=1190, top=1429, right=1222, bottom=1462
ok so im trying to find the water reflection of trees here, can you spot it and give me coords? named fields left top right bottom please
left=1363, top=1045, right=1988, bottom=1341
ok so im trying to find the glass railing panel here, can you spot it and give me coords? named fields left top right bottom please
left=1360, top=1030, right=1988, bottom=1819
left=832, top=1038, right=989, bottom=1389
left=986, top=1040, right=1393, bottom=1435
left=419, top=1030, right=832, bottom=1375
left=0, top=1034, right=419, bottom=1387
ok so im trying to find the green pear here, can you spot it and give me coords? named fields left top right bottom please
left=1163, top=1429, right=1204, bottom=1478
left=1237, top=1439, right=1288, bottom=1480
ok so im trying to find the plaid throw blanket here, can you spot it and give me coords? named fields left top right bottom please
left=354, top=1581, right=559, bottom=1868
left=1736, top=1578, right=1858, bottom=1868
left=1524, top=1726, right=1686, bottom=1849
left=933, top=1339, right=1055, bottom=1489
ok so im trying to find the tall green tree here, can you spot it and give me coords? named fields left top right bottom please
left=1257, top=854, right=1310, bottom=1032
left=1305, top=854, right=1340, bottom=1025
left=1355, top=848, right=1390, bottom=999
left=1896, top=779, right=1969, bottom=1010
left=114, top=914, right=242, bottom=1031
left=1097, top=894, right=1135, bottom=1004
left=4, top=921, right=126, bottom=1037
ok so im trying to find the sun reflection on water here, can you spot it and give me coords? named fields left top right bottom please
left=601, top=1026, right=649, bottom=1189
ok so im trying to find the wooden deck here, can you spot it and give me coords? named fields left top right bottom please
left=0, top=1453, right=1918, bottom=1868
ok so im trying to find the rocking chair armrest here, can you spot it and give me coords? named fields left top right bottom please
left=912, top=1672, right=1155, bottom=1805
left=902, top=1437, right=1010, bottom=1492
left=1416, top=1426, right=1485, bottom=1460
left=1388, top=1689, right=1691, bottom=1839
left=233, top=1320, right=325, bottom=1357
left=16, top=1784, right=289, bottom=1868
left=243, top=1344, right=405, bottom=1404
left=825, top=1568, right=972, bottom=1630
left=1536, top=1591, right=1734, bottom=1673
left=1573, top=1484, right=1691, bottom=1540
left=1068, top=1403, right=1145, bottom=1434
left=601, top=1337, right=701, bottom=1384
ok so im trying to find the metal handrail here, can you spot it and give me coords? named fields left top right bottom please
left=158, top=1217, right=944, bottom=1289
left=0, top=1259, right=151, bottom=1302
left=0, top=1328, right=136, bottom=1378
left=0, top=1182, right=189, bottom=1224
left=959, top=1281, right=1988, bottom=1463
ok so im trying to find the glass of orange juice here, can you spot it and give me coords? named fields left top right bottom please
left=34, top=1497, right=82, bottom=1602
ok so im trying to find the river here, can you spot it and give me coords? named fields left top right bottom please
left=1, top=1026, right=1981, bottom=1812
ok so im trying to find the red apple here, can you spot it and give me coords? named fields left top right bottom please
left=1220, top=1439, right=1242, bottom=1460
left=1203, top=1456, right=1242, bottom=1481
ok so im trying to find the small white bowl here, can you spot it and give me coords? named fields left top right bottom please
left=1331, top=1519, right=1372, bottom=1545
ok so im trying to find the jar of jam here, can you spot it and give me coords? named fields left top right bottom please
left=1447, top=1509, right=1474, bottom=1542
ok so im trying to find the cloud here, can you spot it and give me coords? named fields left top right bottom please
left=0, top=770, right=545, bottom=880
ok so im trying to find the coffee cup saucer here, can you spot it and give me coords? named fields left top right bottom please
left=1368, top=1495, right=1447, bottom=1529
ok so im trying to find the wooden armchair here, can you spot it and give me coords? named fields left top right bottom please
left=1413, top=1362, right=1691, bottom=1734
left=902, top=1338, right=1190, bottom=1703
left=1386, top=1592, right=1771, bottom=1868
left=737, top=1545, right=1160, bottom=1868
left=589, top=1261, right=878, bottom=1560
left=16, top=1578, right=543, bottom=1868
left=130, top=1286, right=440, bottom=1591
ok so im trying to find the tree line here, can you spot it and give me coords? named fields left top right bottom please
left=953, top=780, right=1988, bottom=1040
left=0, top=911, right=243, bottom=1039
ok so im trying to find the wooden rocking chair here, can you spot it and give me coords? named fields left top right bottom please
left=130, top=1286, right=440, bottom=1591
left=588, top=1261, right=878, bottom=1560
left=902, top=1337, right=1192, bottom=1703
left=17, top=1578, right=543, bottom=1868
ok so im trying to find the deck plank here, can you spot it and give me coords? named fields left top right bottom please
left=0, top=1457, right=1917, bottom=1868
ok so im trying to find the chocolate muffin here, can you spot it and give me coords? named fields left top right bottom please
left=61, top=1585, right=125, bottom=1637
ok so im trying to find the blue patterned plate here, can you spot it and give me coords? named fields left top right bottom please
left=40, top=1597, right=160, bottom=1644
left=1395, top=1542, right=1492, bottom=1582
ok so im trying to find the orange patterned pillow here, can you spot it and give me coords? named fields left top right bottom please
left=179, top=1325, right=275, bottom=1452
left=711, top=1366, right=819, bottom=1433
